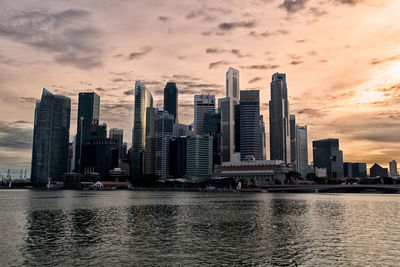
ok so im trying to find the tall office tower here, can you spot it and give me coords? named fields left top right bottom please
left=173, top=123, right=193, bottom=138
left=234, top=104, right=240, bottom=153
left=351, top=163, right=367, bottom=178
left=260, top=115, right=267, bottom=160
left=220, top=67, right=240, bottom=162
left=239, top=90, right=262, bottom=160
left=75, top=92, right=100, bottom=173
left=109, top=128, right=124, bottom=159
left=186, top=135, right=213, bottom=178
left=31, top=89, right=71, bottom=186
left=204, top=109, right=222, bottom=168
left=132, top=81, right=153, bottom=177
left=144, top=107, right=157, bottom=174
left=194, top=94, right=215, bottom=135
left=155, top=110, right=174, bottom=179
left=343, top=162, right=353, bottom=178
left=164, top=82, right=178, bottom=123
left=389, top=160, right=398, bottom=177
left=269, top=73, right=290, bottom=164
left=312, top=138, right=343, bottom=179
left=295, top=125, right=308, bottom=178
left=290, top=115, right=296, bottom=168
left=169, top=137, right=187, bottom=178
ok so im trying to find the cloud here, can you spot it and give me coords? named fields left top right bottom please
left=290, top=60, right=303, bottom=65
left=186, top=7, right=231, bottom=21
left=206, top=48, right=225, bottom=54
left=209, top=60, right=230, bottom=69
left=279, top=0, right=309, bottom=13
left=295, top=108, right=327, bottom=118
left=0, top=121, right=33, bottom=150
left=334, top=0, right=364, bottom=5
left=206, top=48, right=250, bottom=57
left=218, top=21, right=256, bottom=31
left=128, top=47, right=152, bottom=60
left=243, top=64, right=279, bottom=70
left=370, top=55, right=400, bottom=65
left=247, top=29, right=290, bottom=38
left=124, top=89, right=134, bottom=96
left=158, top=16, right=169, bottom=23
left=0, top=9, right=103, bottom=69
left=248, top=77, right=263, bottom=84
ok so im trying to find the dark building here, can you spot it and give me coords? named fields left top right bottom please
left=269, top=73, right=290, bottom=164
left=204, top=109, right=222, bottom=168
left=290, top=114, right=296, bottom=168
left=239, top=90, right=262, bottom=160
left=75, top=92, right=100, bottom=173
left=370, top=163, right=389, bottom=178
left=313, top=138, right=344, bottom=179
left=343, top=162, right=353, bottom=178
left=31, top=89, right=71, bottom=186
left=81, top=139, right=119, bottom=180
left=164, top=82, right=178, bottom=123
left=144, top=107, right=157, bottom=174
left=352, top=163, right=367, bottom=178
left=234, top=104, right=240, bottom=153
left=169, top=137, right=187, bottom=178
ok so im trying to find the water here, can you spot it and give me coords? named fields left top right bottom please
left=1, top=190, right=400, bottom=266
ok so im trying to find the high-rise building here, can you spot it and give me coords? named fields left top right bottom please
left=343, top=162, right=353, bottom=178
left=370, top=163, right=388, bottom=178
left=204, top=109, right=222, bottom=168
left=234, top=104, right=240, bottom=153
left=169, top=137, right=187, bottom=178
left=269, top=73, right=290, bottom=164
left=173, top=123, right=193, bottom=138
left=144, top=107, right=157, bottom=174
left=75, top=92, right=100, bottom=173
left=389, top=160, right=398, bottom=177
left=31, top=89, right=71, bottom=186
left=220, top=67, right=240, bottom=162
left=239, top=90, right=262, bottom=160
left=260, top=115, right=267, bottom=160
left=156, top=110, right=174, bottom=179
left=295, top=125, right=308, bottom=178
left=132, top=81, right=153, bottom=176
left=351, top=163, right=367, bottom=178
left=164, top=82, right=178, bottom=123
left=313, top=138, right=343, bottom=179
left=109, top=128, right=124, bottom=160
left=186, top=135, right=213, bottom=178
left=194, top=94, right=215, bottom=135
left=290, top=115, right=296, bottom=168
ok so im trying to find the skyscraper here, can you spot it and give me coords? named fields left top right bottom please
left=109, top=128, right=124, bottom=159
left=156, top=110, right=174, bottom=179
left=144, top=107, right=157, bottom=174
left=220, top=67, right=240, bottom=162
left=186, top=135, right=213, bottom=178
left=204, top=109, right=222, bottom=168
left=295, top=125, right=308, bottom=178
left=31, top=89, right=71, bottom=186
left=239, top=90, right=262, bottom=160
left=313, top=138, right=343, bottom=179
left=194, top=94, right=215, bottom=135
left=75, top=92, right=100, bottom=173
left=290, top=114, right=296, bottom=168
left=269, top=73, right=290, bottom=164
left=164, top=82, right=178, bottom=123
left=132, top=81, right=153, bottom=177
left=389, top=160, right=398, bottom=177
left=351, top=163, right=367, bottom=178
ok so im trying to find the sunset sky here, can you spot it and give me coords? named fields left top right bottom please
left=1, top=0, right=400, bottom=174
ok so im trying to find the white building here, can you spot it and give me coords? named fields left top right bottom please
left=186, top=135, right=213, bottom=178
left=295, top=125, right=308, bottom=178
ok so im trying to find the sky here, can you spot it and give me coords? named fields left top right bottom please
left=1, top=0, right=400, bottom=175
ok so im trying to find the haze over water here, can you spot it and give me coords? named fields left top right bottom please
left=1, top=190, right=400, bottom=266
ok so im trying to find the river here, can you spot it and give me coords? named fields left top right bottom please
left=1, top=190, right=399, bottom=266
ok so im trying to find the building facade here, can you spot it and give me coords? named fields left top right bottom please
left=312, top=138, right=344, bottom=179
left=389, top=160, right=398, bottom=177
left=155, top=110, right=174, bottom=179
left=31, top=89, right=71, bottom=186
left=290, top=114, right=296, bottom=168
left=109, top=128, right=124, bottom=160
left=132, top=81, right=153, bottom=176
left=269, top=73, right=290, bottom=164
left=370, top=163, right=389, bottom=178
left=352, top=163, right=367, bottom=178
left=186, top=135, right=213, bottom=178
left=194, top=94, right=215, bottom=135
left=239, top=90, right=262, bottom=160
left=169, top=137, right=187, bottom=178
left=163, top=82, right=178, bottom=123
left=144, top=107, right=157, bottom=174
left=295, top=125, right=308, bottom=178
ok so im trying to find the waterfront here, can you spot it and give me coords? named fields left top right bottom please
left=1, top=190, right=400, bottom=266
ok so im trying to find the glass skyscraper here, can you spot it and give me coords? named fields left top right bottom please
left=155, top=110, right=174, bottom=179
left=194, top=94, right=215, bottom=135
left=31, top=88, right=71, bottom=186
left=75, top=92, right=100, bottom=173
left=132, top=81, right=153, bottom=176
left=163, top=82, right=178, bottom=123
left=313, top=138, right=344, bottom=179
left=269, top=73, right=290, bottom=164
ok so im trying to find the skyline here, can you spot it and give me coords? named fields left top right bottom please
left=1, top=0, right=400, bottom=171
